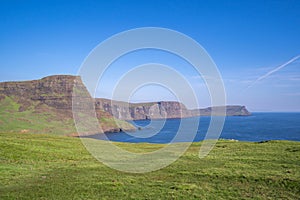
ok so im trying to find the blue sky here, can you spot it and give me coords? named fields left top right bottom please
left=0, top=0, right=299, bottom=111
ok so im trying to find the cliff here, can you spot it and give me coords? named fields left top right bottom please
left=95, top=98, right=191, bottom=120
left=190, top=105, right=251, bottom=117
left=0, top=75, right=81, bottom=114
left=0, top=75, right=250, bottom=135
left=0, top=75, right=135, bottom=135
left=95, top=98, right=251, bottom=120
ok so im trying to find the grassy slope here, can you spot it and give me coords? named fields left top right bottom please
left=0, top=133, right=299, bottom=199
left=0, top=96, right=76, bottom=135
left=0, top=96, right=135, bottom=135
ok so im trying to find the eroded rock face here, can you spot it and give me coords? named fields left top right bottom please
left=95, top=98, right=192, bottom=120
left=0, top=75, right=80, bottom=113
left=95, top=98, right=251, bottom=120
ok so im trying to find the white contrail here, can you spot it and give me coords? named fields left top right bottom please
left=247, top=54, right=300, bottom=89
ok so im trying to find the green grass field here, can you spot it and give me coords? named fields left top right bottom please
left=0, top=132, right=299, bottom=199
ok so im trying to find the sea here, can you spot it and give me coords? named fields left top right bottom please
left=85, top=113, right=300, bottom=143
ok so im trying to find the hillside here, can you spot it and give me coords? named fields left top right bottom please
left=0, top=75, right=135, bottom=135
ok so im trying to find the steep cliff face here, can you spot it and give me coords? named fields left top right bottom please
left=95, top=98, right=251, bottom=120
left=0, top=75, right=80, bottom=114
left=0, top=75, right=135, bottom=135
left=95, top=99, right=191, bottom=120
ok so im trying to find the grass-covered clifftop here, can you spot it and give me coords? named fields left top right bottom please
left=0, top=132, right=299, bottom=199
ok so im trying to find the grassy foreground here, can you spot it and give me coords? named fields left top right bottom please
left=0, top=133, right=299, bottom=199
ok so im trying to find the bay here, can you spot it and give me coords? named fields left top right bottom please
left=85, top=113, right=300, bottom=143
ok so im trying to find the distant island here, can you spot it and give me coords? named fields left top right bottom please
left=0, top=75, right=250, bottom=135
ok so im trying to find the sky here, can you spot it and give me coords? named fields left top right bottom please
left=0, top=0, right=299, bottom=111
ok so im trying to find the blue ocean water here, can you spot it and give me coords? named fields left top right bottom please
left=85, top=113, right=300, bottom=143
